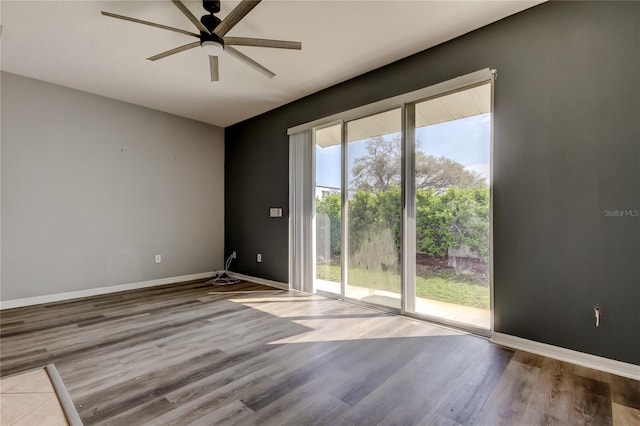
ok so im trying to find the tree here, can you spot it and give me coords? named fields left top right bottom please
left=440, top=186, right=490, bottom=260
left=351, top=136, right=485, bottom=192
left=415, top=153, right=485, bottom=191
left=347, top=190, right=379, bottom=254
left=351, top=136, right=400, bottom=191
left=416, top=189, right=454, bottom=257
left=348, top=187, right=401, bottom=274
left=316, top=192, right=341, bottom=257
left=319, top=186, right=490, bottom=266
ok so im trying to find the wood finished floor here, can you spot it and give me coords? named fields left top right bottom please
left=1, top=280, right=639, bottom=426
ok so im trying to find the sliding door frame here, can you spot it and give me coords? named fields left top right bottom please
left=292, top=68, right=496, bottom=333
left=402, top=78, right=496, bottom=336
left=402, top=102, right=416, bottom=314
left=340, top=120, right=348, bottom=301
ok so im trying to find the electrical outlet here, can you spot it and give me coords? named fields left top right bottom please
left=257, top=253, right=262, bottom=263
left=231, top=251, right=237, bottom=259
left=155, top=255, right=162, bottom=263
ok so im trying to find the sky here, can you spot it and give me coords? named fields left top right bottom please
left=316, top=113, right=491, bottom=189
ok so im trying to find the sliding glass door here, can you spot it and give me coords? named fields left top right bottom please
left=314, top=123, right=342, bottom=297
left=409, top=83, right=492, bottom=329
left=345, top=109, right=402, bottom=309
left=301, top=70, right=493, bottom=331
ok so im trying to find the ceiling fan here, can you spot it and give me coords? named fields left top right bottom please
left=101, top=0, right=301, bottom=81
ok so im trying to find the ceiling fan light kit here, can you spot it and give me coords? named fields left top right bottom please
left=201, top=40, right=224, bottom=56
left=101, top=0, right=301, bottom=82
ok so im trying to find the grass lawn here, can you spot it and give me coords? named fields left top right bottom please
left=316, top=264, right=489, bottom=309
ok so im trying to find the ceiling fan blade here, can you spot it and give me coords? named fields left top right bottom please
left=213, top=0, right=261, bottom=38
left=147, top=41, right=200, bottom=61
left=209, top=56, right=220, bottom=82
left=224, top=37, right=301, bottom=50
left=101, top=11, right=199, bottom=38
left=171, top=0, right=210, bottom=34
left=225, top=45, right=275, bottom=79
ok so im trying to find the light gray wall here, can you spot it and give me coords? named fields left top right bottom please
left=1, top=72, right=224, bottom=301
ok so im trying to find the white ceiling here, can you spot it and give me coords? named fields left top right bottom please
left=0, top=1, right=542, bottom=128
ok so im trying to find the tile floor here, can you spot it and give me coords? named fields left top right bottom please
left=0, top=368, right=68, bottom=425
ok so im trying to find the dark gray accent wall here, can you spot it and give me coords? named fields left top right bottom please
left=226, top=1, right=640, bottom=364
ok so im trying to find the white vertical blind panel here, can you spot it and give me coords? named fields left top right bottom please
left=289, top=129, right=314, bottom=293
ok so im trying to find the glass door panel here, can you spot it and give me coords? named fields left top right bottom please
left=314, top=124, right=342, bottom=296
left=412, top=83, right=492, bottom=328
left=345, top=109, right=402, bottom=309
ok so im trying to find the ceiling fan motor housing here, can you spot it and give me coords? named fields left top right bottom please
left=200, top=13, right=224, bottom=47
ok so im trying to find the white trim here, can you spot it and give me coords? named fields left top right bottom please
left=489, top=70, right=496, bottom=332
left=0, top=272, right=215, bottom=310
left=288, top=68, right=492, bottom=135
left=227, top=272, right=289, bottom=291
left=491, top=332, right=640, bottom=381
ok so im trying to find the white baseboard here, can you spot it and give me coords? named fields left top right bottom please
left=0, top=272, right=215, bottom=310
left=227, top=272, right=289, bottom=291
left=491, top=332, right=640, bottom=381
